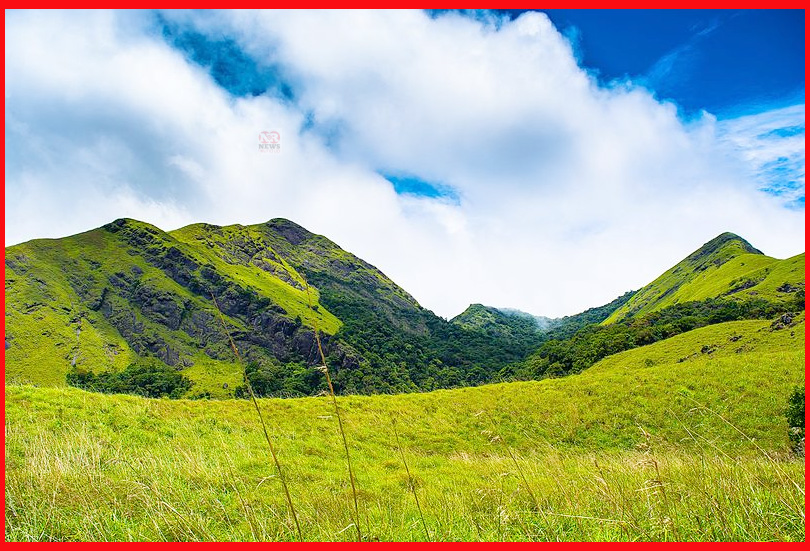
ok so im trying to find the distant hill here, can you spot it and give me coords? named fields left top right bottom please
left=603, top=232, right=804, bottom=324
left=506, top=233, right=804, bottom=381
left=451, top=291, right=636, bottom=346
left=449, top=304, right=549, bottom=359
left=495, top=308, right=559, bottom=331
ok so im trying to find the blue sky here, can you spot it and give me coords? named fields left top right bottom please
left=5, top=10, right=805, bottom=318
left=540, top=10, right=804, bottom=117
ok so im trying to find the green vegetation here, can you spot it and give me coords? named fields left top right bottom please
left=507, top=297, right=804, bottom=380
left=6, top=318, right=804, bottom=541
left=169, top=222, right=342, bottom=333
left=5, top=223, right=805, bottom=541
left=604, top=233, right=804, bottom=324
left=11, top=220, right=801, bottom=401
left=786, top=385, right=805, bottom=453
left=451, top=304, right=547, bottom=344
left=67, top=358, right=193, bottom=399
left=13, top=218, right=627, bottom=397
left=233, top=361, right=324, bottom=398
left=536, top=291, right=637, bottom=341
left=4, top=219, right=342, bottom=398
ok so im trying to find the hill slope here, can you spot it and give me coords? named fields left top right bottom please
left=450, top=304, right=546, bottom=356
left=603, top=233, right=804, bottom=324
left=6, top=316, right=804, bottom=541
left=5, top=219, right=348, bottom=396
left=5, top=219, right=546, bottom=396
left=450, top=291, right=637, bottom=358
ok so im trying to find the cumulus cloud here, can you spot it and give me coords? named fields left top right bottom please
left=716, top=104, right=805, bottom=207
left=5, top=9, right=805, bottom=318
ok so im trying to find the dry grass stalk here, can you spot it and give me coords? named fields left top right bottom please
left=391, top=416, right=431, bottom=541
left=303, top=280, right=363, bottom=542
left=210, top=293, right=303, bottom=541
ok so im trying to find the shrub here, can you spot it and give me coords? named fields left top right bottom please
left=786, top=385, right=805, bottom=454
left=67, top=358, right=192, bottom=398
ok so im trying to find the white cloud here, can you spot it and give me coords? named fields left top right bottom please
left=5, top=9, right=805, bottom=319
left=716, top=104, right=805, bottom=206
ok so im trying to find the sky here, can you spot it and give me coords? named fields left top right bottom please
left=4, top=9, right=806, bottom=319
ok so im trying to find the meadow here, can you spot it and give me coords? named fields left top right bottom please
left=5, top=319, right=805, bottom=541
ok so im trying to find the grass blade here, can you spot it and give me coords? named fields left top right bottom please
left=303, top=280, right=363, bottom=542
left=210, top=293, right=303, bottom=541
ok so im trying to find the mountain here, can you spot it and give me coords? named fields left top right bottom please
left=603, top=232, right=805, bottom=324
left=6, top=224, right=802, bottom=399
left=505, top=232, right=805, bottom=381
left=5, top=218, right=342, bottom=395
left=4, top=218, right=541, bottom=397
left=7, top=224, right=804, bottom=541
left=452, top=291, right=636, bottom=343
left=452, top=304, right=546, bottom=338
left=493, top=308, right=559, bottom=331
left=535, top=291, right=637, bottom=341
left=450, top=304, right=547, bottom=357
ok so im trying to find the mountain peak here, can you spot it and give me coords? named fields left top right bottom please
left=263, top=218, right=316, bottom=246
left=603, top=231, right=803, bottom=325
left=687, top=232, right=763, bottom=265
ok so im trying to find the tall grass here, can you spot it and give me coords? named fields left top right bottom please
left=5, top=318, right=805, bottom=541
left=304, top=280, right=362, bottom=542
left=391, top=416, right=430, bottom=541
left=5, top=386, right=804, bottom=541
left=210, top=293, right=303, bottom=541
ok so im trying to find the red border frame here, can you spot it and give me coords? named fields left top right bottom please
left=2, top=7, right=807, bottom=544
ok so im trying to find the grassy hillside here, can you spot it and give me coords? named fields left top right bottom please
left=604, top=233, right=804, bottom=324
left=5, top=220, right=345, bottom=398
left=6, top=317, right=804, bottom=541
left=169, top=220, right=419, bottom=335
left=6, top=218, right=567, bottom=397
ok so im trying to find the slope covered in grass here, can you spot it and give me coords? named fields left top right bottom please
left=6, top=218, right=567, bottom=396
left=604, top=233, right=804, bottom=324
left=6, top=317, right=804, bottom=541
left=4, top=219, right=344, bottom=397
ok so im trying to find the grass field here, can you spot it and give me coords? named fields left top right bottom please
left=5, top=318, right=805, bottom=541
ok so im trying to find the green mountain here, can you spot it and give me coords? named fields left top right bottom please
left=450, top=292, right=636, bottom=354
left=451, top=304, right=546, bottom=345
left=6, top=223, right=803, bottom=399
left=533, top=291, right=637, bottom=341
left=5, top=218, right=541, bottom=397
left=6, top=224, right=806, bottom=540
left=496, top=308, right=559, bottom=331
left=603, top=232, right=805, bottom=324
left=5, top=219, right=340, bottom=396
left=504, top=233, right=804, bottom=381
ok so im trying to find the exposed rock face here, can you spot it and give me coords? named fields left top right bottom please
left=770, top=312, right=798, bottom=331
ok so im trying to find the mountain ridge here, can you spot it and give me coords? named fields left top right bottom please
left=5, top=217, right=561, bottom=396
left=5, top=221, right=803, bottom=398
left=603, top=232, right=803, bottom=324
